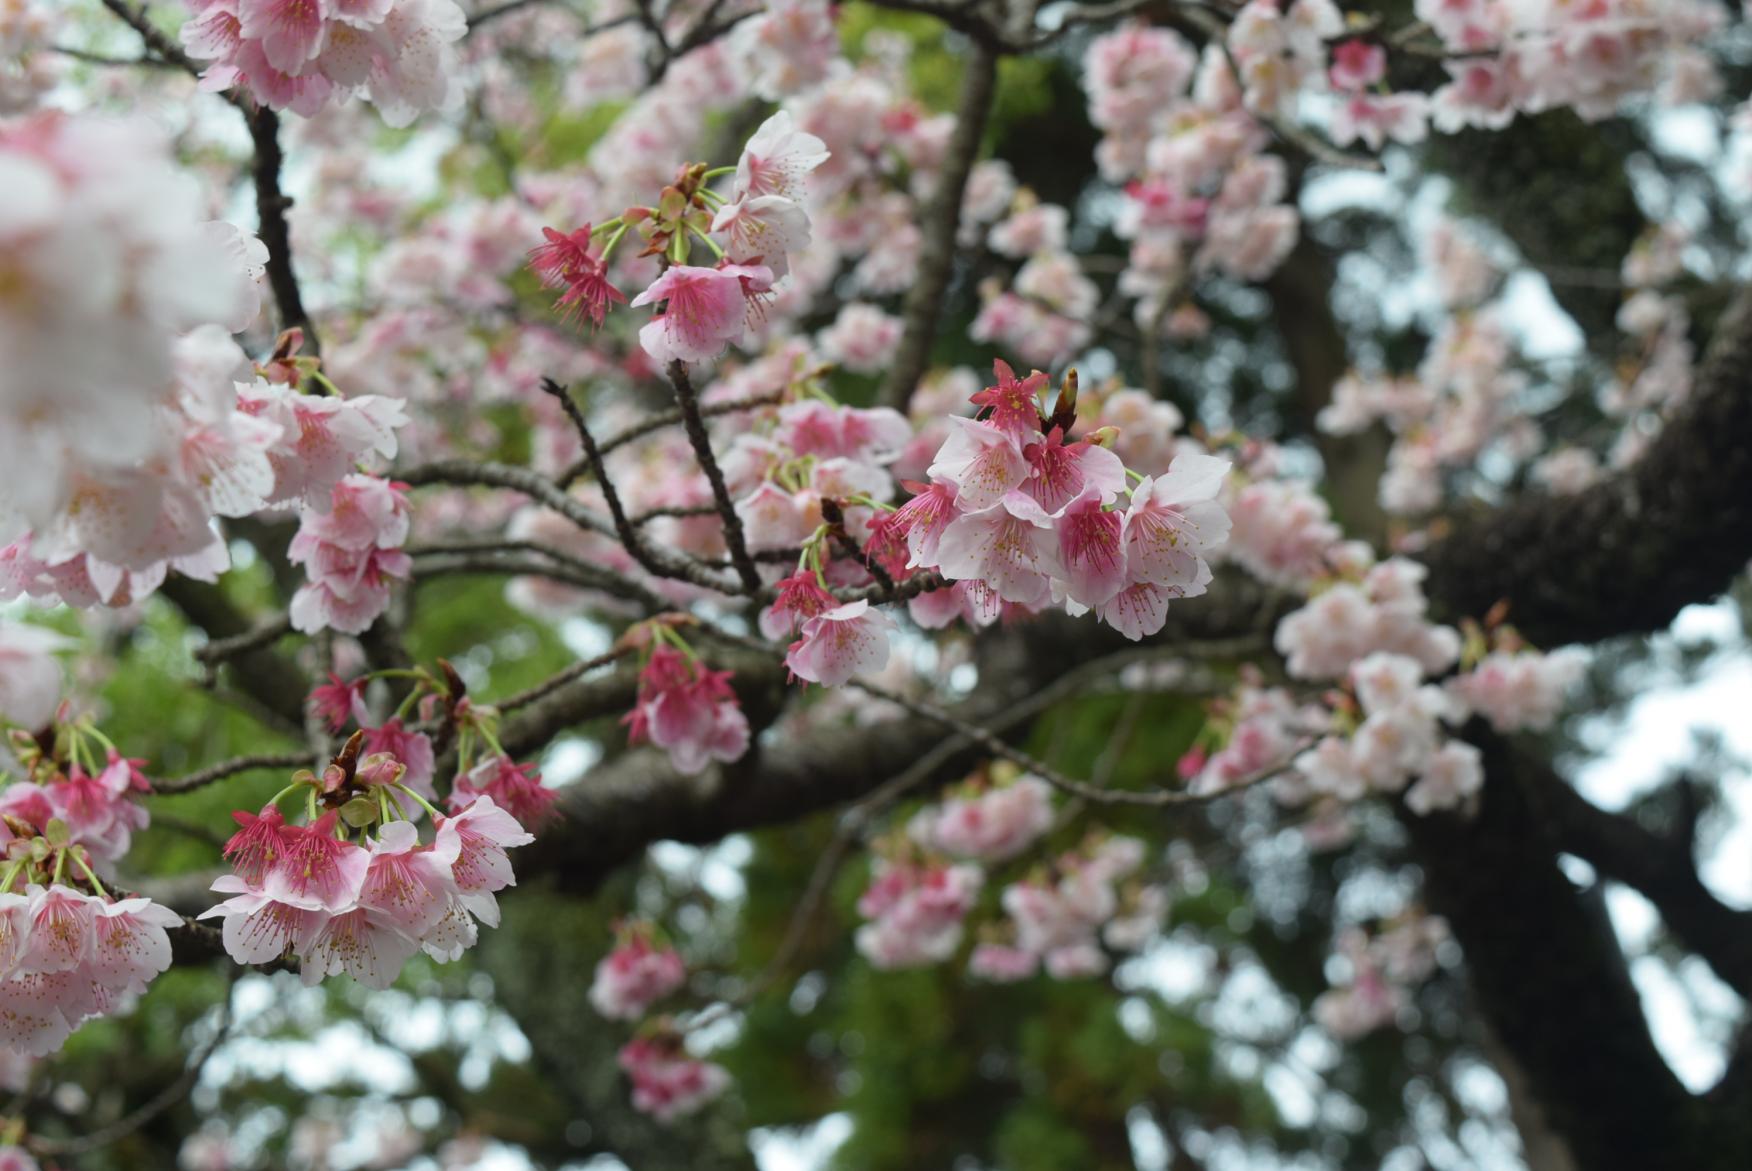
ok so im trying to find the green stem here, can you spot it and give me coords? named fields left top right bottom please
left=600, top=221, right=630, bottom=261
left=0, top=860, right=25, bottom=895
left=685, top=222, right=725, bottom=259
left=51, top=848, right=67, bottom=886
left=702, top=165, right=736, bottom=179
left=72, top=851, right=110, bottom=899
left=394, top=783, right=445, bottom=821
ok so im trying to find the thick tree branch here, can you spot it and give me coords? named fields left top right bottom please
left=1423, top=284, right=1752, bottom=647
left=1527, top=765, right=1752, bottom=998
left=1398, top=727, right=1697, bottom=1170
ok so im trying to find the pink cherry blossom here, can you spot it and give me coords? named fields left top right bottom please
left=734, top=109, right=831, bottom=202
left=623, top=646, right=751, bottom=775
left=310, top=673, right=370, bottom=733
left=935, top=491, right=1062, bottom=607
left=263, top=812, right=371, bottom=913
left=759, top=570, right=837, bottom=640
left=887, top=478, right=961, bottom=570
left=711, top=195, right=811, bottom=280
left=817, top=302, right=903, bottom=375
left=528, top=224, right=626, bottom=328
left=785, top=600, right=895, bottom=687
left=448, top=756, right=556, bottom=828
left=358, top=820, right=459, bottom=942
left=288, top=474, right=412, bottom=636
left=909, top=775, right=1054, bottom=863
left=618, top=1036, right=731, bottom=1121
left=631, top=263, right=772, bottom=365
left=928, top=418, right=1030, bottom=512
left=589, top=930, right=687, bottom=1020
left=854, top=861, right=982, bottom=969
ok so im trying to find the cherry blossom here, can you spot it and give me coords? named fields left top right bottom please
left=785, top=600, right=896, bottom=687
left=623, top=645, right=751, bottom=775
left=527, top=225, right=626, bottom=328
left=854, top=861, right=982, bottom=969
left=631, top=264, right=773, bottom=365
left=181, top=0, right=468, bottom=126
left=448, top=755, right=556, bottom=829
left=908, top=775, right=1054, bottom=863
left=589, top=927, right=687, bottom=1021
left=288, top=474, right=413, bottom=635
left=1450, top=647, right=1588, bottom=733
left=618, top=1035, right=731, bottom=1121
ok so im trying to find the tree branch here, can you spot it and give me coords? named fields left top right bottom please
left=666, top=360, right=762, bottom=592
left=247, top=106, right=321, bottom=355
left=1423, top=283, right=1752, bottom=647
left=1397, top=726, right=1697, bottom=1169
left=155, top=751, right=316, bottom=796
left=877, top=38, right=1000, bottom=409
left=1527, top=764, right=1752, bottom=998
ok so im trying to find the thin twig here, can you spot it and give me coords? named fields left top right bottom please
left=97, top=0, right=243, bottom=104
left=406, top=537, right=665, bottom=609
left=558, top=389, right=784, bottom=487
left=849, top=679, right=1300, bottom=807
left=410, top=551, right=665, bottom=611
left=878, top=38, right=1000, bottom=409
left=155, top=752, right=316, bottom=796
left=50, top=44, right=177, bottom=68
left=497, top=648, right=634, bottom=712
left=193, top=616, right=293, bottom=666
left=665, top=361, right=762, bottom=592
left=537, top=379, right=742, bottom=593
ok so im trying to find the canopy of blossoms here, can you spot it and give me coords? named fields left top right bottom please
left=0, top=0, right=1748, bottom=1168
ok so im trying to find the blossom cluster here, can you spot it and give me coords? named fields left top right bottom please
left=180, top=0, right=468, bottom=126
left=0, top=883, right=184, bottom=1056
left=1316, top=217, right=1698, bottom=517
left=623, top=640, right=750, bottom=776
left=848, top=769, right=1172, bottom=985
left=617, top=1033, right=732, bottom=1122
left=1312, top=914, right=1450, bottom=1041
left=0, top=741, right=150, bottom=871
left=200, top=752, right=534, bottom=987
left=535, top=112, right=830, bottom=368
left=0, top=113, right=270, bottom=601
left=854, top=858, right=984, bottom=970
left=972, top=836, right=1166, bottom=983
left=587, top=923, right=727, bottom=1121
left=1081, top=20, right=1301, bottom=337
left=289, top=473, right=413, bottom=635
left=0, top=105, right=410, bottom=611
left=588, top=924, right=687, bottom=1021
left=0, top=717, right=176, bottom=1056
left=890, top=363, right=1233, bottom=642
